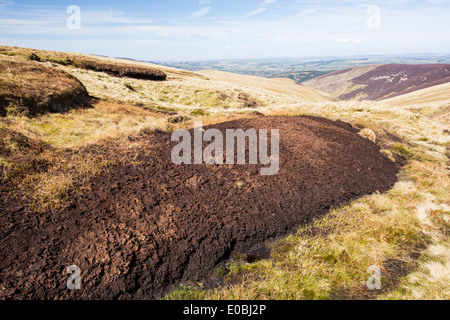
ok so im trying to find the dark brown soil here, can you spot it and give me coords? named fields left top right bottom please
left=0, top=116, right=399, bottom=300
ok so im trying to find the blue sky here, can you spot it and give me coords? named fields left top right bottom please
left=1, top=0, right=450, bottom=61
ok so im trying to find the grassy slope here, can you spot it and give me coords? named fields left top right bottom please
left=198, top=69, right=336, bottom=103
left=302, top=65, right=379, bottom=100
left=1, top=47, right=449, bottom=299
left=382, top=82, right=450, bottom=107
left=381, top=83, right=450, bottom=131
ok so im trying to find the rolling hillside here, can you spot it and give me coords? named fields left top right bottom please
left=0, top=45, right=449, bottom=301
left=198, top=69, right=336, bottom=103
left=0, top=46, right=335, bottom=111
left=304, top=64, right=450, bottom=101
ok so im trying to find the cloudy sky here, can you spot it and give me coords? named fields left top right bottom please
left=1, top=0, right=449, bottom=61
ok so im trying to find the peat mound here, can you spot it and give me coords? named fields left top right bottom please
left=75, top=57, right=167, bottom=81
left=1, top=45, right=167, bottom=81
left=0, top=116, right=399, bottom=299
left=0, top=55, right=90, bottom=117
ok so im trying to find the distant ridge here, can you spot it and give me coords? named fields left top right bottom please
left=303, top=63, right=450, bottom=101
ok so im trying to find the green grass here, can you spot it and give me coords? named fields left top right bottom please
left=191, top=109, right=209, bottom=116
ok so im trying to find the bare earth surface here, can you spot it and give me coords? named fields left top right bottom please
left=0, top=116, right=398, bottom=299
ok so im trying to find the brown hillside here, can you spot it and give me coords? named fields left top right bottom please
left=304, top=64, right=450, bottom=101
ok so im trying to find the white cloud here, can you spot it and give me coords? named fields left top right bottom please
left=247, top=8, right=266, bottom=16
left=336, top=38, right=363, bottom=43
left=190, top=7, right=212, bottom=19
left=247, top=0, right=276, bottom=17
left=299, top=9, right=316, bottom=16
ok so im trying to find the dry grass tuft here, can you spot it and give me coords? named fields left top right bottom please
left=358, top=128, right=377, bottom=143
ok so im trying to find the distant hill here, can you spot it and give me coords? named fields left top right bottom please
left=159, top=54, right=450, bottom=78
left=303, top=64, right=450, bottom=101
left=269, top=71, right=335, bottom=83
